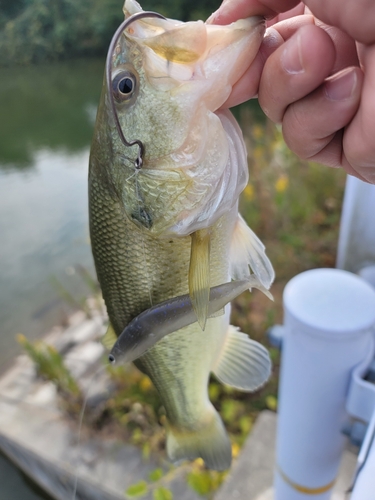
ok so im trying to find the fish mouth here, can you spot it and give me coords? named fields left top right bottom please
left=198, top=16, right=266, bottom=111
left=125, top=12, right=265, bottom=112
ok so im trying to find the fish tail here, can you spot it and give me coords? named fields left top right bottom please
left=166, top=407, right=231, bottom=471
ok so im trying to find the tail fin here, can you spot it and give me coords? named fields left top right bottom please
left=166, top=408, right=231, bottom=471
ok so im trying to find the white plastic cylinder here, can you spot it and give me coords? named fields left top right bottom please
left=274, top=269, right=375, bottom=500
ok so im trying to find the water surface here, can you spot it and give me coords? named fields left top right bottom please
left=0, top=60, right=104, bottom=373
left=0, top=59, right=107, bottom=499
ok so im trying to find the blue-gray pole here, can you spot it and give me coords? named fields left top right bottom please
left=274, top=269, right=375, bottom=500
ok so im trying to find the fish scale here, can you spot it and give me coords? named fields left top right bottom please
left=90, top=178, right=191, bottom=328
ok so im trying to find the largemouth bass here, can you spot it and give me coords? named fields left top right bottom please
left=89, top=0, right=274, bottom=470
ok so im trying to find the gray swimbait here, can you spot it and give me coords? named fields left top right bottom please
left=107, top=278, right=272, bottom=364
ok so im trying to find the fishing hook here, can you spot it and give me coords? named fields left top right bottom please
left=106, top=11, right=167, bottom=169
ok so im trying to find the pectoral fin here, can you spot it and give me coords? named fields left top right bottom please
left=212, top=325, right=271, bottom=392
left=101, top=323, right=118, bottom=351
left=189, top=229, right=211, bottom=330
left=230, top=214, right=274, bottom=289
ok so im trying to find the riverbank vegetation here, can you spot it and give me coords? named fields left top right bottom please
left=0, top=0, right=218, bottom=66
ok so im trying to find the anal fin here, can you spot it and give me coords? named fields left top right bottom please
left=101, top=323, right=117, bottom=351
left=212, top=325, right=271, bottom=392
left=189, top=229, right=211, bottom=330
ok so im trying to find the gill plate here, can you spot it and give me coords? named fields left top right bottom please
left=105, top=11, right=167, bottom=169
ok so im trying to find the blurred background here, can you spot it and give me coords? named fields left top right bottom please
left=0, top=0, right=347, bottom=498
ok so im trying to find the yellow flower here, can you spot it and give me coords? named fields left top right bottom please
left=193, top=458, right=205, bottom=468
left=16, top=333, right=27, bottom=345
left=253, top=145, right=264, bottom=160
left=139, top=375, right=152, bottom=391
left=275, top=175, right=289, bottom=193
left=266, top=395, right=278, bottom=411
left=252, top=125, right=264, bottom=140
left=243, top=184, right=254, bottom=200
left=232, top=442, right=241, bottom=458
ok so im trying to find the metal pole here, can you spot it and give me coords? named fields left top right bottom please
left=274, top=269, right=375, bottom=500
left=350, top=407, right=375, bottom=500
left=336, top=175, right=375, bottom=272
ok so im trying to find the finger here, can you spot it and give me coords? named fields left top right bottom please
left=268, top=14, right=315, bottom=40
left=267, top=3, right=305, bottom=26
left=344, top=45, right=375, bottom=183
left=304, top=0, right=375, bottom=45
left=272, top=18, right=359, bottom=74
left=314, top=22, right=359, bottom=73
left=281, top=67, right=363, bottom=163
left=207, top=0, right=300, bottom=25
left=222, top=15, right=315, bottom=108
left=259, top=24, right=336, bottom=123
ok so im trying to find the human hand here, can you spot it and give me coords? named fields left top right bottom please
left=208, top=0, right=375, bottom=183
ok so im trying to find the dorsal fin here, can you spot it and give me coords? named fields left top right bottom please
left=189, top=228, right=211, bottom=331
left=230, top=214, right=274, bottom=289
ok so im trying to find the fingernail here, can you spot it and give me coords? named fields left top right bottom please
left=281, top=33, right=304, bottom=74
left=206, top=0, right=232, bottom=24
left=324, top=68, right=357, bottom=101
left=206, top=13, right=216, bottom=23
left=262, top=27, right=283, bottom=57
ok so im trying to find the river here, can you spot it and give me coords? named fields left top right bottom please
left=0, top=60, right=104, bottom=373
left=0, top=58, right=104, bottom=499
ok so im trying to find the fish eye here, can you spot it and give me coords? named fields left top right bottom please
left=112, top=70, right=138, bottom=103
left=119, top=77, right=133, bottom=94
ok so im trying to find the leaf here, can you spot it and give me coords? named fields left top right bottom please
left=239, top=416, right=252, bottom=435
left=269, top=347, right=280, bottom=363
left=265, top=395, right=277, bottom=411
left=153, top=486, right=173, bottom=500
left=132, top=428, right=143, bottom=444
left=142, top=442, right=151, bottom=460
left=208, top=383, right=220, bottom=402
left=187, top=471, right=212, bottom=496
left=221, top=400, right=239, bottom=422
left=232, top=442, right=240, bottom=458
left=149, top=468, right=164, bottom=482
left=125, top=481, right=148, bottom=498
